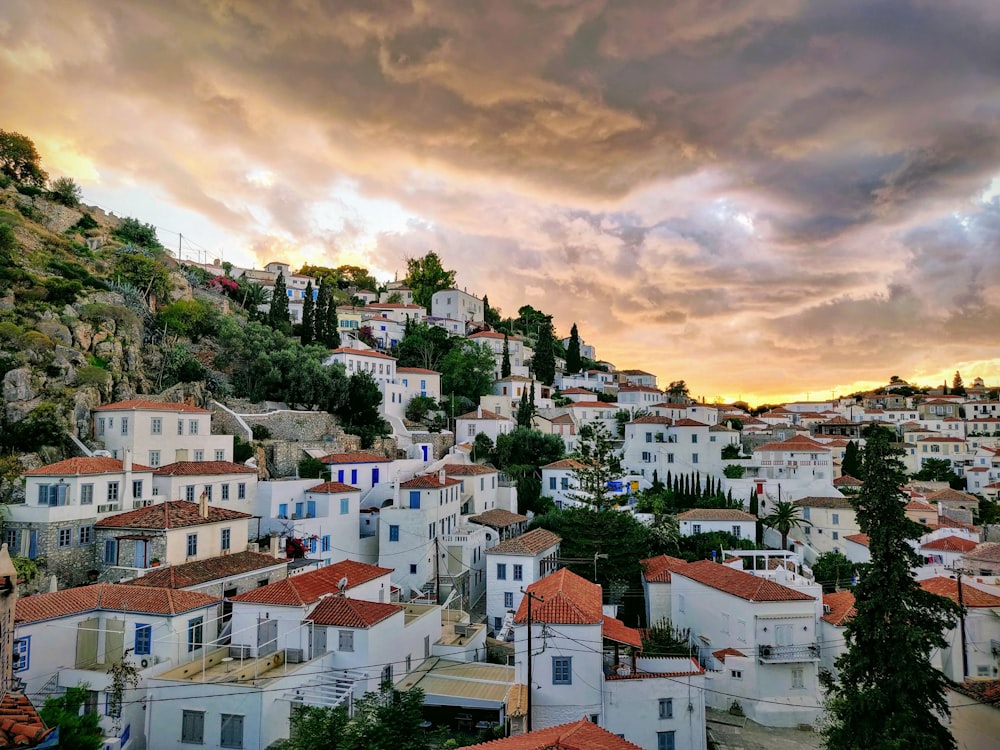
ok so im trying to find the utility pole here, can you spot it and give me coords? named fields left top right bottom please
left=434, top=535, right=441, bottom=604
left=523, top=588, right=544, bottom=733
left=177, top=233, right=182, bottom=261
left=593, top=552, right=608, bottom=581
left=955, top=567, right=970, bottom=679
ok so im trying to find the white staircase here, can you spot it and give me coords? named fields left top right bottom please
left=282, top=670, right=368, bottom=710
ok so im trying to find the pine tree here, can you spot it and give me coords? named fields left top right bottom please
left=532, top=317, right=556, bottom=385
left=566, top=322, right=582, bottom=373
left=268, top=272, right=292, bottom=334
left=823, top=427, right=962, bottom=750
left=952, top=370, right=966, bottom=396
left=300, top=281, right=315, bottom=345
left=501, top=334, right=512, bottom=378
left=314, top=278, right=329, bottom=345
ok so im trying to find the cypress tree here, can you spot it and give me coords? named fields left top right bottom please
left=841, top=441, right=862, bottom=480
left=823, top=427, right=962, bottom=750
left=268, top=271, right=292, bottom=334
left=566, top=322, right=582, bottom=373
left=323, top=295, right=341, bottom=348
left=501, top=334, right=512, bottom=378
left=314, top=278, right=329, bottom=345
left=300, top=281, right=315, bottom=345
left=694, top=473, right=702, bottom=496
left=532, top=317, right=556, bottom=385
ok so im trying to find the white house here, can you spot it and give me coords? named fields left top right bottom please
left=513, top=568, right=707, bottom=749
left=431, top=288, right=483, bottom=323
left=274, top=481, right=367, bottom=564
left=640, top=554, right=689, bottom=627
left=670, top=560, right=824, bottom=728
left=397, top=367, right=442, bottom=404
left=468, top=331, right=530, bottom=379
left=485, top=528, right=560, bottom=635
left=617, top=385, right=664, bottom=409
left=93, top=399, right=233, bottom=467
left=16, top=582, right=221, bottom=747
left=540, top=458, right=587, bottom=509
left=151, top=460, right=257, bottom=512
left=750, top=435, right=833, bottom=482
left=320, top=451, right=394, bottom=493
left=789, top=496, right=860, bottom=560
left=455, top=407, right=515, bottom=443
left=677, top=509, right=757, bottom=541
left=444, top=464, right=502, bottom=516
left=364, top=302, right=426, bottom=325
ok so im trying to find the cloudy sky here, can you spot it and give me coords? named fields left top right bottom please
left=3, top=0, right=1000, bottom=404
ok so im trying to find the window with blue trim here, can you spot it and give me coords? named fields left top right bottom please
left=104, top=539, right=117, bottom=565
left=409, top=491, right=421, bottom=509
left=135, top=624, right=152, bottom=655
left=221, top=528, right=231, bottom=551
left=552, top=656, right=572, bottom=685
left=12, top=637, right=29, bottom=672
left=306, top=500, right=316, bottom=518
left=496, top=563, right=507, bottom=580
left=105, top=690, right=121, bottom=718
left=409, top=563, right=418, bottom=574
left=504, top=592, right=513, bottom=608
left=350, top=469, right=357, bottom=484
left=278, top=503, right=288, bottom=518
left=340, top=498, right=349, bottom=515
left=389, top=525, right=399, bottom=542
left=322, top=536, right=331, bottom=552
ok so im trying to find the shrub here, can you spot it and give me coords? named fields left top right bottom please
left=0, top=223, right=14, bottom=255
left=251, top=424, right=271, bottom=440
left=46, top=258, right=104, bottom=288
left=298, top=456, right=326, bottom=479
left=113, top=217, right=162, bottom=249
left=43, top=277, right=83, bottom=305
left=20, top=330, right=55, bottom=352
left=69, top=213, right=99, bottom=232
left=48, top=176, right=82, bottom=207
left=75, top=365, right=111, bottom=388
left=233, top=435, right=254, bottom=463
left=111, top=252, right=171, bottom=301
left=15, top=183, right=43, bottom=198
left=0, top=321, right=24, bottom=345
left=156, top=299, right=220, bottom=341
left=0, top=353, right=20, bottom=380
left=14, top=202, right=42, bottom=222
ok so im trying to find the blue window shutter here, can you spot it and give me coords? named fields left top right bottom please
left=409, top=491, right=421, bottom=509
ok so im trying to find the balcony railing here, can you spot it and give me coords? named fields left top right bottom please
left=758, top=643, right=819, bottom=663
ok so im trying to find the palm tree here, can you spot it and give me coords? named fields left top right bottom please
left=240, top=282, right=271, bottom=319
left=761, top=500, right=812, bottom=550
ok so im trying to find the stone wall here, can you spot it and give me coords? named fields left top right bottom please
left=411, top=431, right=455, bottom=460
left=6, top=519, right=100, bottom=590
left=266, top=438, right=362, bottom=478
left=242, top=410, right=343, bottom=442
left=186, top=564, right=287, bottom=600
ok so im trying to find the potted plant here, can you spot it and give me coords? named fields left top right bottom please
left=150, top=558, right=161, bottom=568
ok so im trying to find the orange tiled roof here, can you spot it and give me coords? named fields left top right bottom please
left=514, top=568, right=602, bottom=625
left=632, top=415, right=673, bottom=425
left=672, top=418, right=708, bottom=427
left=319, top=451, right=391, bottom=464
left=542, top=458, right=587, bottom=470
left=457, top=408, right=508, bottom=420
left=305, top=596, right=402, bottom=628
left=844, top=533, right=870, bottom=547
left=965, top=542, right=1000, bottom=563
left=487, top=528, right=560, bottom=556
left=822, top=590, right=856, bottom=626
left=469, top=509, right=528, bottom=528
left=926, top=488, right=978, bottom=504
left=15, top=583, right=220, bottom=624
left=396, top=367, right=440, bottom=374
left=153, top=461, right=256, bottom=476
left=131, top=551, right=286, bottom=589
left=0, top=693, right=55, bottom=746
left=755, top=435, right=831, bottom=453
left=565, top=401, right=617, bottom=409
left=231, top=559, right=392, bottom=606
left=24, top=457, right=153, bottom=476
left=327, top=347, right=397, bottom=360
left=400, top=474, right=462, bottom=489
left=461, top=718, right=643, bottom=749
left=444, top=464, right=498, bottom=476
left=95, top=501, right=251, bottom=529
left=640, top=554, right=688, bottom=583
left=94, top=399, right=209, bottom=413
left=833, top=475, right=863, bottom=487
left=920, top=577, right=1000, bottom=607
left=713, top=647, right=747, bottom=661
left=674, top=560, right=815, bottom=602
left=602, top=616, right=642, bottom=648
left=921, top=536, right=978, bottom=552
left=307, top=481, right=361, bottom=494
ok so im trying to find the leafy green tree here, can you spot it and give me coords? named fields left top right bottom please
left=405, top=395, right=438, bottom=423
left=642, top=618, right=691, bottom=656
left=472, top=432, right=495, bottom=463
left=49, top=175, right=82, bottom=207
left=823, top=427, right=962, bottom=750
left=300, top=281, right=315, bottom=345
left=666, top=380, right=690, bottom=402
left=723, top=464, right=745, bottom=479
left=112, top=251, right=171, bottom=302
left=39, top=685, right=103, bottom=750
left=565, top=322, right=582, bottom=373
left=440, top=341, right=495, bottom=404
left=677, top=530, right=754, bottom=562
left=113, top=217, right=162, bottom=249
left=841, top=440, right=862, bottom=480
left=272, top=704, right=351, bottom=750
left=403, top=251, right=456, bottom=309
left=298, top=456, right=326, bottom=479
left=721, top=443, right=741, bottom=460
left=912, top=457, right=965, bottom=489
left=569, top=421, right=624, bottom=511
left=494, top=427, right=564, bottom=514
left=268, top=272, right=292, bottom=334
left=321, top=285, right=340, bottom=348
left=531, top=506, right=653, bottom=588
left=811, top=551, right=857, bottom=593
left=396, top=321, right=453, bottom=370
left=761, top=500, right=812, bottom=550
left=337, top=371, right=389, bottom=448
left=0, top=130, right=47, bottom=185
left=156, top=299, right=220, bottom=341
left=501, top=333, right=511, bottom=378
left=483, top=294, right=501, bottom=327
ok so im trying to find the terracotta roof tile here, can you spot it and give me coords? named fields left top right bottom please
left=673, top=560, right=816, bottom=602
left=399, top=474, right=462, bottom=489
left=926, top=488, right=978, bottom=504
left=822, top=590, right=856, bottom=626
left=920, top=577, right=1000, bottom=607
left=672, top=418, right=708, bottom=427
left=542, top=458, right=587, bottom=470
left=632, top=415, right=673, bottom=425
left=24, top=457, right=153, bottom=476
left=514, top=568, right=602, bottom=625
left=131, top=551, right=285, bottom=589
left=457, top=408, right=508, bottom=421
left=602, top=616, right=642, bottom=648
left=396, top=367, right=440, bottom=374
left=469, top=509, right=528, bottom=528
left=487, top=528, right=560, bottom=556
left=326, top=347, right=397, bottom=360
left=565, top=401, right=617, bottom=409
left=15, top=583, right=220, bottom=624
left=307, top=481, right=361, bottom=494
left=640, top=555, right=688, bottom=583
left=95, top=500, right=251, bottom=529
left=231, top=559, right=392, bottom=606
left=0, top=693, right=55, bottom=746
left=713, top=647, right=747, bottom=661
left=153, top=461, right=256, bottom=476
left=461, top=718, right=643, bottom=750
left=444, top=464, right=499, bottom=476
left=833, top=475, right=863, bottom=486
left=921, top=536, right=978, bottom=552
left=755, top=436, right=831, bottom=453
left=93, top=399, right=210, bottom=413
left=844, top=533, right=870, bottom=547
left=305, top=597, right=402, bottom=628
left=965, top=542, right=1000, bottom=563
left=677, top=509, right=756, bottom=521
left=319, top=451, right=391, bottom=464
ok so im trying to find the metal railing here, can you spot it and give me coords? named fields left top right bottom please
left=758, top=643, right=819, bottom=663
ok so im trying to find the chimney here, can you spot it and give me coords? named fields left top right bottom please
left=199, top=491, right=209, bottom=518
left=123, top=449, right=133, bottom=473
left=477, top=405, right=483, bottom=419
left=439, top=469, right=446, bottom=486
left=270, top=534, right=281, bottom=559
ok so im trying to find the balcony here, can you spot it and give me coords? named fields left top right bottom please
left=758, top=644, right=819, bottom=663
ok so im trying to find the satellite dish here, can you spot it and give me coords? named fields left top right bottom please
left=337, top=577, right=348, bottom=591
